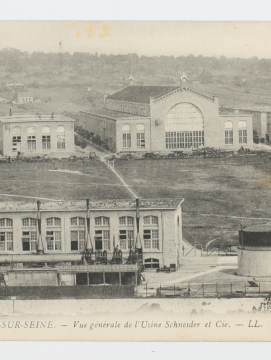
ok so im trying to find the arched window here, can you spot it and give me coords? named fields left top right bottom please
left=225, top=121, right=233, bottom=145
left=42, top=126, right=51, bottom=150
left=46, top=217, right=61, bottom=251
left=143, top=216, right=159, bottom=249
left=238, top=121, right=247, bottom=144
left=11, top=126, right=21, bottom=152
left=122, top=124, right=131, bottom=148
left=70, top=217, right=85, bottom=251
left=22, top=218, right=37, bottom=251
left=165, top=103, right=204, bottom=149
left=57, top=125, right=65, bottom=150
left=0, top=218, right=13, bottom=251
left=94, top=217, right=110, bottom=251
left=119, top=216, right=134, bottom=250
left=136, top=124, right=145, bottom=148
left=27, top=126, right=36, bottom=150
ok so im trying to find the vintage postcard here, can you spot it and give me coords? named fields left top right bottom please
left=0, top=21, right=270, bottom=342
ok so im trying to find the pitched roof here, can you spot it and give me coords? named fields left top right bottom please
left=0, top=199, right=184, bottom=212
left=80, top=109, right=148, bottom=120
left=106, top=85, right=180, bottom=104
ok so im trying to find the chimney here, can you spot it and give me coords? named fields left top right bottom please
left=36, top=200, right=44, bottom=254
left=85, top=199, right=92, bottom=252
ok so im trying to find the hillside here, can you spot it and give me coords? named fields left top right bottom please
left=1, top=48, right=271, bottom=116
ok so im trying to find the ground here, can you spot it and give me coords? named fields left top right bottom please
left=0, top=156, right=271, bottom=249
left=114, top=158, right=271, bottom=247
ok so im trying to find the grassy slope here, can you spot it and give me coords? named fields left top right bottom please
left=114, top=159, right=271, bottom=247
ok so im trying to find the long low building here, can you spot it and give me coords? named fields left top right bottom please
left=0, top=113, right=75, bottom=157
left=79, top=85, right=253, bottom=153
left=0, top=198, right=183, bottom=286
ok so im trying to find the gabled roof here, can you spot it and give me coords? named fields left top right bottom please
left=106, top=85, right=180, bottom=104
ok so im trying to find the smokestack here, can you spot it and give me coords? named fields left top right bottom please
left=85, top=199, right=92, bottom=252
left=135, top=198, right=142, bottom=249
left=36, top=200, right=44, bottom=254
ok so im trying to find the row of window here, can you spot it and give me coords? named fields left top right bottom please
left=122, top=124, right=145, bottom=148
left=0, top=216, right=160, bottom=252
left=0, top=216, right=158, bottom=228
left=12, top=135, right=65, bottom=152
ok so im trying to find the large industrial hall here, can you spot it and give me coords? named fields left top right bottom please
left=79, top=83, right=254, bottom=153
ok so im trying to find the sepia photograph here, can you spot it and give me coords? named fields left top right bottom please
left=0, top=20, right=271, bottom=342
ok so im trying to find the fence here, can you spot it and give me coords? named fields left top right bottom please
left=137, top=281, right=271, bottom=299
left=0, top=285, right=135, bottom=299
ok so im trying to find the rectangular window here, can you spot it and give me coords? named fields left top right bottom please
left=143, top=229, right=159, bottom=249
left=123, top=133, right=131, bottom=148
left=0, top=232, right=13, bottom=251
left=95, top=230, right=110, bottom=250
left=137, top=133, right=145, bottom=147
left=27, top=136, right=36, bottom=150
left=71, top=230, right=85, bottom=251
left=119, top=230, right=134, bottom=250
left=225, top=130, right=233, bottom=145
left=57, top=135, right=65, bottom=150
left=42, top=135, right=51, bottom=150
left=12, top=136, right=21, bottom=152
left=165, top=131, right=204, bottom=149
left=46, top=231, right=61, bottom=251
left=239, top=130, right=247, bottom=144
left=22, top=231, right=37, bottom=251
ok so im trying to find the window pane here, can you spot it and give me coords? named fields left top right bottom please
left=143, top=216, right=150, bottom=225
left=119, top=217, right=126, bottom=225
left=103, top=217, right=109, bottom=226
left=46, top=218, right=53, bottom=226
left=151, top=216, right=158, bottom=225
left=22, top=218, right=29, bottom=227
left=54, top=218, right=61, bottom=226
left=70, top=217, right=77, bottom=226
left=30, top=218, right=37, bottom=227
left=103, top=230, right=110, bottom=240
left=120, top=240, right=126, bottom=249
left=78, top=218, right=85, bottom=226
left=144, top=239, right=151, bottom=248
left=6, top=219, right=12, bottom=227
left=127, top=217, right=134, bottom=225
left=103, top=240, right=110, bottom=250
left=95, top=217, right=102, bottom=226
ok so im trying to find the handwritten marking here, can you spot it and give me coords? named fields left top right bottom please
left=84, top=22, right=93, bottom=38
left=99, top=25, right=111, bottom=39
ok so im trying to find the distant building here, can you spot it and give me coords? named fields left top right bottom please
left=79, top=85, right=253, bottom=153
left=0, top=113, right=75, bottom=157
left=17, top=92, right=33, bottom=104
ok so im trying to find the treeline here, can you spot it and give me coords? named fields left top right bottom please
left=1, top=47, right=271, bottom=84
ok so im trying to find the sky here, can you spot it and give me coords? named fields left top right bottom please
left=1, top=21, right=271, bottom=59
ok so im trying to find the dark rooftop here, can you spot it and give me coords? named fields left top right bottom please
left=80, top=108, right=148, bottom=120
left=106, top=85, right=180, bottom=104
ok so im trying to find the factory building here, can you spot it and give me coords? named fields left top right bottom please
left=0, top=198, right=183, bottom=286
left=238, top=224, right=271, bottom=277
left=0, top=113, right=75, bottom=157
left=220, top=106, right=271, bottom=140
left=79, top=84, right=253, bottom=153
